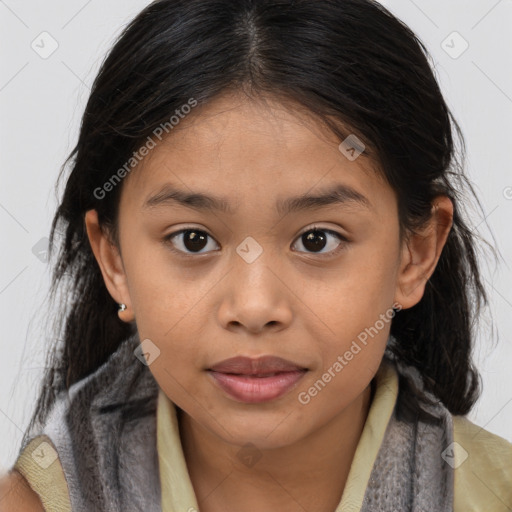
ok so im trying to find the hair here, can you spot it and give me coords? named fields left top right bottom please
left=22, top=0, right=497, bottom=445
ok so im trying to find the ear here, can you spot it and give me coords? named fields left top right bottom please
left=394, top=195, right=453, bottom=309
left=84, top=209, right=135, bottom=323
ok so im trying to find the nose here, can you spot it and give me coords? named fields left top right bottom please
left=217, top=256, right=294, bottom=335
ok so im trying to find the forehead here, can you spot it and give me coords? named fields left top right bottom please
left=120, top=91, right=394, bottom=217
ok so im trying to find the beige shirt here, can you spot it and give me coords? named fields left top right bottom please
left=14, top=360, right=512, bottom=511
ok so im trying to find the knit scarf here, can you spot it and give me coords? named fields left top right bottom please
left=20, top=331, right=454, bottom=511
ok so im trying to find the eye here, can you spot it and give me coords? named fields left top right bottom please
left=164, top=228, right=219, bottom=256
left=291, top=226, right=348, bottom=257
left=163, top=225, right=348, bottom=259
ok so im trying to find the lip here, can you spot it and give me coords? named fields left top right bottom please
left=209, top=355, right=307, bottom=374
left=207, top=356, right=308, bottom=403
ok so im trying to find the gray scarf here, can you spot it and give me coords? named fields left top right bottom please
left=19, top=331, right=454, bottom=511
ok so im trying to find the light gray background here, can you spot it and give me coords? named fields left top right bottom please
left=1, top=0, right=511, bottom=471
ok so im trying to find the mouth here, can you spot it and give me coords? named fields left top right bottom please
left=207, top=355, right=309, bottom=403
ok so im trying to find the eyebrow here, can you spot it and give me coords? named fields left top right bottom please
left=142, top=183, right=372, bottom=215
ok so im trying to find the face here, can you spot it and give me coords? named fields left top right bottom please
left=85, top=91, right=448, bottom=450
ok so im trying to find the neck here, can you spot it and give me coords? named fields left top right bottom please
left=178, top=381, right=374, bottom=512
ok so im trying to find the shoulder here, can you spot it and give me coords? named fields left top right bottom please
left=0, top=470, right=44, bottom=512
left=10, top=434, right=71, bottom=511
left=452, top=415, right=512, bottom=512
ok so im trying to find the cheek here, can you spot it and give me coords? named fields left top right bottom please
left=343, top=231, right=400, bottom=308
left=298, top=311, right=391, bottom=421
left=146, top=355, right=211, bottom=419
left=122, top=239, right=205, bottom=330
left=314, top=239, right=399, bottom=383
left=121, top=248, right=215, bottom=379
left=133, top=300, right=211, bottom=409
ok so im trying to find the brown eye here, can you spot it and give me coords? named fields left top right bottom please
left=164, top=229, right=219, bottom=255
left=292, top=228, right=347, bottom=256
left=302, top=230, right=328, bottom=252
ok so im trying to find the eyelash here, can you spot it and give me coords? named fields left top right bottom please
left=162, top=225, right=349, bottom=260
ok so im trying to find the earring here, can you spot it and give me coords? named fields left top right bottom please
left=117, top=302, right=135, bottom=323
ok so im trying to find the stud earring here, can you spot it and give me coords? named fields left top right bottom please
left=117, top=302, right=135, bottom=323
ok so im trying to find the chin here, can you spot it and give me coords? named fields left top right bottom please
left=211, top=413, right=309, bottom=451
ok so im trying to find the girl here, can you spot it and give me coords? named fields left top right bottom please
left=2, top=0, right=511, bottom=511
